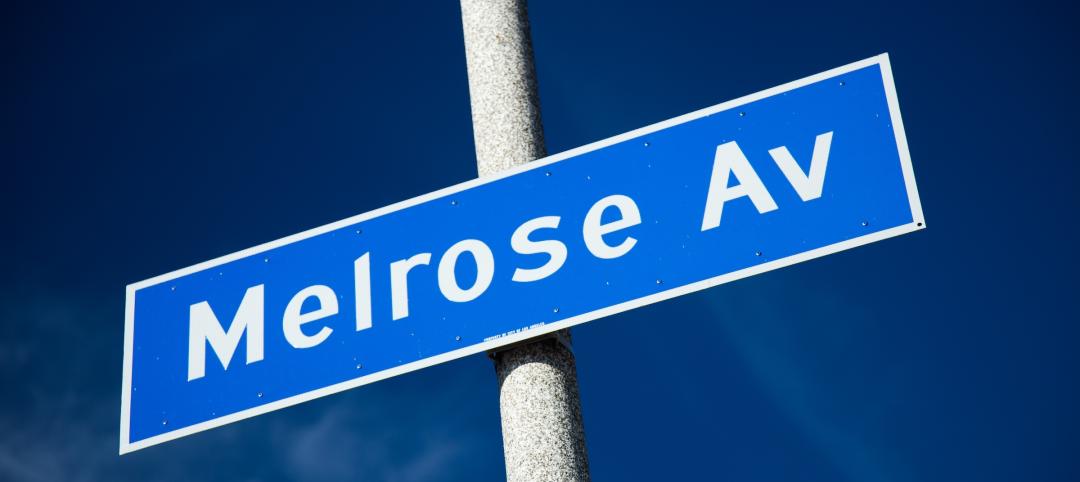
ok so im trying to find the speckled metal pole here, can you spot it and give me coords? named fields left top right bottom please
left=493, top=335, right=589, bottom=482
left=460, top=0, right=546, bottom=174
left=459, top=1, right=590, bottom=480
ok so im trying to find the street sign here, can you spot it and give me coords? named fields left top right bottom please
left=121, top=54, right=923, bottom=453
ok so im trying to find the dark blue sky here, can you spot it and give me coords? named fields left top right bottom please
left=4, top=0, right=1078, bottom=481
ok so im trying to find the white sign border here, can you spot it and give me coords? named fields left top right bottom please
left=120, top=53, right=924, bottom=454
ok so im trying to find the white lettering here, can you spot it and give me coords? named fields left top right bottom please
left=354, top=253, right=372, bottom=331
left=390, top=253, right=432, bottom=320
left=701, top=141, right=778, bottom=231
left=768, top=131, right=833, bottom=201
left=511, top=216, right=567, bottom=282
left=583, top=195, right=642, bottom=259
left=187, top=284, right=264, bottom=381
left=438, top=239, right=495, bottom=302
left=282, top=285, right=337, bottom=349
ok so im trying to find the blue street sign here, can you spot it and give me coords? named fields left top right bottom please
left=121, top=54, right=923, bottom=453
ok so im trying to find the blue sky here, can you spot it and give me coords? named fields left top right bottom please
left=3, top=0, right=1078, bottom=481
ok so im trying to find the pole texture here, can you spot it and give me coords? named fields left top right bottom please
left=459, top=1, right=590, bottom=480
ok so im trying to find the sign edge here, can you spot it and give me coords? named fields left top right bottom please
left=120, top=54, right=918, bottom=453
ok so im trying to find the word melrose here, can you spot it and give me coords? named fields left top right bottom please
left=187, top=132, right=834, bottom=381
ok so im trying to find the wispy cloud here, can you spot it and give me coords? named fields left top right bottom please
left=0, top=293, right=502, bottom=482
left=272, top=400, right=475, bottom=482
left=704, top=279, right=913, bottom=482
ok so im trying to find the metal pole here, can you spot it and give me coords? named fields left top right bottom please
left=459, top=1, right=590, bottom=480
